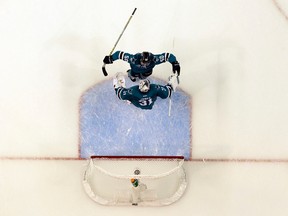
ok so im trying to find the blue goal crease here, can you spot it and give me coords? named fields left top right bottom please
left=79, top=77, right=192, bottom=160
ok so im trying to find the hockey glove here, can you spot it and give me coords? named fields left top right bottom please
left=113, top=72, right=126, bottom=88
left=172, top=61, right=180, bottom=76
left=103, top=55, right=113, bottom=64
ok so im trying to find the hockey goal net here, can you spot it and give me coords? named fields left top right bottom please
left=83, top=156, right=187, bottom=206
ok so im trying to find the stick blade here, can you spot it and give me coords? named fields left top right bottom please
left=102, top=64, right=108, bottom=76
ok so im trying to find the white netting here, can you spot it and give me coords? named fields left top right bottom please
left=83, top=156, right=187, bottom=206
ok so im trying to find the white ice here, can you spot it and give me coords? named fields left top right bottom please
left=1, top=0, right=288, bottom=215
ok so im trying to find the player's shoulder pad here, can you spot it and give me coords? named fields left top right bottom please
left=150, top=84, right=167, bottom=92
left=129, top=86, right=139, bottom=94
left=149, top=83, right=159, bottom=89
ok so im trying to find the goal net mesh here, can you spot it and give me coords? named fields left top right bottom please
left=83, top=156, right=187, bottom=206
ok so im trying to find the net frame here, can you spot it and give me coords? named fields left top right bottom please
left=83, top=155, right=187, bottom=206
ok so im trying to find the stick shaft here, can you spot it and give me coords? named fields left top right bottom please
left=109, top=8, right=137, bottom=55
left=102, top=8, right=137, bottom=76
left=168, top=97, right=172, bottom=116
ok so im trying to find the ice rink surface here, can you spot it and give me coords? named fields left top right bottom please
left=1, top=0, right=288, bottom=215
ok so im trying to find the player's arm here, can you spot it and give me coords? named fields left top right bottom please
left=113, top=72, right=131, bottom=100
left=103, top=51, right=134, bottom=64
left=156, top=74, right=179, bottom=99
left=115, top=87, right=128, bottom=100
left=154, top=53, right=180, bottom=76
left=154, top=84, right=172, bottom=99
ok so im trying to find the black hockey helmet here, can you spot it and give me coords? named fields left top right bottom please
left=140, top=51, right=153, bottom=65
left=139, top=79, right=150, bottom=92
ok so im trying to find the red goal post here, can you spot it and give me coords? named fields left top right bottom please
left=83, top=155, right=187, bottom=206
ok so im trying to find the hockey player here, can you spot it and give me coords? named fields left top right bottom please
left=103, top=51, right=180, bottom=82
left=113, top=72, right=179, bottom=110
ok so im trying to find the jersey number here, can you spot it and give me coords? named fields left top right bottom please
left=139, top=98, right=153, bottom=106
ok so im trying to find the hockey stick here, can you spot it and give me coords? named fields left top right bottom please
left=168, top=96, right=172, bottom=116
left=102, top=8, right=137, bottom=76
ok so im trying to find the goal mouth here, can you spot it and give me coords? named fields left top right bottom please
left=83, top=155, right=187, bottom=206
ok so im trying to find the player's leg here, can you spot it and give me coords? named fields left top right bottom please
left=127, top=69, right=137, bottom=82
